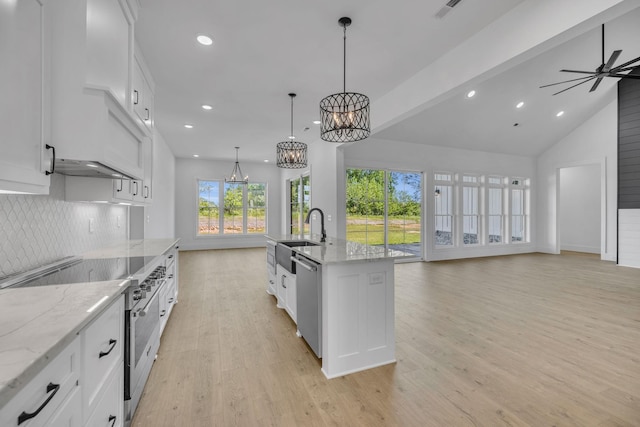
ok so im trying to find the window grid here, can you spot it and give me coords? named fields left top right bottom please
left=434, top=172, right=454, bottom=246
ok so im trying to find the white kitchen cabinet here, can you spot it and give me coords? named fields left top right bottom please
left=0, top=336, right=81, bottom=427
left=43, top=387, right=82, bottom=427
left=267, top=270, right=277, bottom=295
left=48, top=0, right=146, bottom=181
left=132, top=52, right=155, bottom=133
left=276, top=265, right=296, bottom=323
left=85, top=363, right=123, bottom=427
left=0, top=0, right=51, bottom=194
left=81, top=295, right=123, bottom=423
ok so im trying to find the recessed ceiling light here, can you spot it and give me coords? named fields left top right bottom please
left=466, top=90, right=476, bottom=98
left=86, top=163, right=98, bottom=168
left=196, top=35, right=213, bottom=46
left=516, top=101, right=524, bottom=109
left=184, top=124, right=193, bottom=129
left=202, top=104, right=212, bottom=110
left=264, top=159, right=269, bottom=163
left=556, top=111, right=565, bottom=117
left=312, top=120, right=321, bottom=125
left=193, top=154, right=199, bottom=158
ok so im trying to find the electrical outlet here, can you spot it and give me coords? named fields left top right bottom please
left=89, top=218, right=95, bottom=233
left=117, top=216, right=121, bottom=228
left=327, top=214, right=332, bottom=221
left=146, top=215, right=150, bottom=223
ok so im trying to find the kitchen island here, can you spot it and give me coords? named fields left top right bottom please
left=266, top=234, right=411, bottom=379
left=0, top=238, right=179, bottom=418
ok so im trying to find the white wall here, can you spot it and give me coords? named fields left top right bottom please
left=342, top=137, right=537, bottom=261
left=536, top=97, right=617, bottom=261
left=175, top=157, right=281, bottom=250
left=559, top=165, right=601, bottom=253
left=145, top=130, right=176, bottom=239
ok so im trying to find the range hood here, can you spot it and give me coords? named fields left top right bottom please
left=54, top=158, right=137, bottom=180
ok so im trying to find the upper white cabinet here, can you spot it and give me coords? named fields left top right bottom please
left=132, top=51, right=155, bottom=133
left=48, top=0, right=145, bottom=181
left=0, top=0, right=52, bottom=194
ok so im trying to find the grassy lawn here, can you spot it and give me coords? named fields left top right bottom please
left=346, top=215, right=421, bottom=245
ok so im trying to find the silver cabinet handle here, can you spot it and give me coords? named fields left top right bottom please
left=291, top=256, right=316, bottom=272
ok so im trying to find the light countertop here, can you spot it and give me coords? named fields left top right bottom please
left=0, top=238, right=179, bottom=408
left=265, top=234, right=412, bottom=265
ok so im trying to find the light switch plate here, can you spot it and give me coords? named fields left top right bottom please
left=89, top=218, right=95, bottom=233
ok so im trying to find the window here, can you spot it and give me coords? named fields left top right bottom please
left=462, top=175, right=480, bottom=245
left=434, top=173, right=453, bottom=246
left=487, top=176, right=505, bottom=244
left=197, top=180, right=267, bottom=235
left=289, top=174, right=311, bottom=234
left=510, top=178, right=528, bottom=242
left=346, top=168, right=422, bottom=257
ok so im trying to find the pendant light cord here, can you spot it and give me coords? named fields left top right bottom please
left=291, top=95, right=294, bottom=138
left=343, top=24, right=347, bottom=95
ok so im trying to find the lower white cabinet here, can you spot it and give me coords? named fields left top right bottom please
left=267, top=270, right=276, bottom=295
left=276, top=265, right=296, bottom=323
left=85, top=363, right=123, bottom=427
left=45, top=387, right=82, bottom=427
left=82, top=295, right=124, bottom=423
left=0, top=336, right=81, bottom=427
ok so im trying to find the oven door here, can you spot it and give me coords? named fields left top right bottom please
left=125, top=288, right=161, bottom=421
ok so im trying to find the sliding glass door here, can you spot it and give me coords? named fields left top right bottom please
left=346, top=169, right=422, bottom=258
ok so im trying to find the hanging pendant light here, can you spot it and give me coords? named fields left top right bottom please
left=319, top=17, right=370, bottom=143
left=225, top=147, right=249, bottom=184
left=277, top=93, right=308, bottom=169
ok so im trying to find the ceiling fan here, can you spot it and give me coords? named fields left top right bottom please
left=540, top=24, right=640, bottom=96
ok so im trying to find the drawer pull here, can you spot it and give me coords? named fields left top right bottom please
left=160, top=309, right=166, bottom=317
left=17, top=382, right=60, bottom=425
left=99, top=339, right=117, bottom=359
left=109, top=415, right=117, bottom=427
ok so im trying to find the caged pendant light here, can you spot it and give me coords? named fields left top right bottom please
left=276, top=93, right=308, bottom=169
left=225, top=146, right=249, bottom=184
left=319, top=17, right=370, bottom=143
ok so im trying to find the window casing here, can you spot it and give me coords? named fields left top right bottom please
left=462, top=175, right=480, bottom=245
left=510, top=178, right=529, bottom=243
left=289, top=174, right=311, bottom=234
left=434, top=173, right=453, bottom=246
left=487, top=176, right=505, bottom=244
left=197, top=180, right=267, bottom=235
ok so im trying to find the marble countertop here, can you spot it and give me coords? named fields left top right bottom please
left=82, top=238, right=180, bottom=259
left=0, top=238, right=179, bottom=408
left=0, top=280, right=127, bottom=407
left=265, top=234, right=412, bottom=265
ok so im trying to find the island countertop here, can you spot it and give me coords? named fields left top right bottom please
left=265, top=234, right=412, bottom=265
left=0, top=238, right=179, bottom=408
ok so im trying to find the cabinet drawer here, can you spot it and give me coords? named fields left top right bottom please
left=85, top=362, right=123, bottom=427
left=44, top=386, right=82, bottom=427
left=0, top=337, right=80, bottom=427
left=82, top=296, right=124, bottom=420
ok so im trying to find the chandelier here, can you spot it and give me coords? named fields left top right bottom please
left=225, top=147, right=248, bottom=184
left=319, top=17, right=370, bottom=143
left=277, top=93, right=308, bottom=169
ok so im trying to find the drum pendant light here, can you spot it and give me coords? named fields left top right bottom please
left=225, top=147, right=249, bottom=184
left=276, top=93, right=308, bottom=169
left=319, top=17, right=370, bottom=143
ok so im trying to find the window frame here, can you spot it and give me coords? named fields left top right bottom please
left=434, top=172, right=454, bottom=247
left=487, top=176, right=506, bottom=245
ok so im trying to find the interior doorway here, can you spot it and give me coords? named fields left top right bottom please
left=558, top=164, right=601, bottom=254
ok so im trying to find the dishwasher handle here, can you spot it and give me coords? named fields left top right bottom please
left=291, top=256, right=317, bottom=272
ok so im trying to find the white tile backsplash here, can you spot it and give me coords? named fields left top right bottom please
left=0, top=174, right=128, bottom=279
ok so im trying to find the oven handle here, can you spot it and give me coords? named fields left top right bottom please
left=137, top=285, right=161, bottom=317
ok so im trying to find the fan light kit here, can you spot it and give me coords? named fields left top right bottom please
left=319, top=17, right=370, bottom=143
left=541, top=24, right=640, bottom=95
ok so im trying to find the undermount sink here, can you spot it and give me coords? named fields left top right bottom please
left=279, top=240, right=320, bottom=248
left=276, top=240, right=320, bottom=273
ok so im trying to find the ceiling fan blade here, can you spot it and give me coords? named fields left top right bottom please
left=589, top=77, right=604, bottom=92
left=602, top=50, right=622, bottom=72
left=608, top=73, right=640, bottom=79
left=552, top=76, right=597, bottom=95
left=610, top=56, right=640, bottom=72
left=560, top=69, right=597, bottom=75
left=539, top=75, right=595, bottom=88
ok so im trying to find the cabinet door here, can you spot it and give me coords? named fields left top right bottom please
left=141, top=137, right=153, bottom=203
left=43, top=387, right=82, bottom=427
left=85, top=362, right=123, bottom=427
left=0, top=0, right=50, bottom=194
left=113, top=179, right=133, bottom=202
left=82, top=296, right=124, bottom=422
left=285, top=273, right=297, bottom=323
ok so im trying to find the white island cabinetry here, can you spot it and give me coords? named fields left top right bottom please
left=266, top=234, right=409, bottom=379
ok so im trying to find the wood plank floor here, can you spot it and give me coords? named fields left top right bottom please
left=132, top=249, right=640, bottom=426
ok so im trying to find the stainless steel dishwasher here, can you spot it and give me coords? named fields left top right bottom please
left=292, top=253, right=322, bottom=358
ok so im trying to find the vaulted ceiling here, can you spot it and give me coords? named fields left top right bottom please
left=135, top=0, right=640, bottom=163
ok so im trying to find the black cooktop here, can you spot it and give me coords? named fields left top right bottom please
left=13, top=256, right=157, bottom=288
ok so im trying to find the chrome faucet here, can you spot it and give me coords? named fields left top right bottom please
left=305, top=208, right=326, bottom=242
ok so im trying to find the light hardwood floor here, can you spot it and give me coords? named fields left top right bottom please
left=132, top=249, right=640, bottom=426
